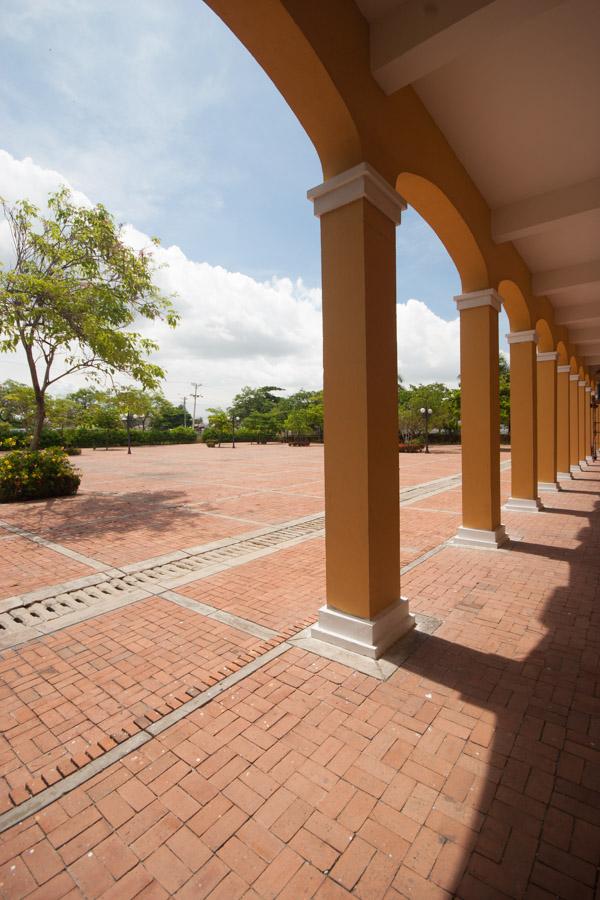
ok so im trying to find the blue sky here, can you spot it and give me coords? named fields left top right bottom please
left=0, top=0, right=504, bottom=410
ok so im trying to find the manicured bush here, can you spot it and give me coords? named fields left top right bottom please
left=398, top=440, right=424, bottom=453
left=0, top=448, right=81, bottom=502
left=38, top=426, right=197, bottom=449
left=201, top=427, right=277, bottom=444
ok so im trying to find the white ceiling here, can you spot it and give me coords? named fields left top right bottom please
left=357, top=0, right=600, bottom=370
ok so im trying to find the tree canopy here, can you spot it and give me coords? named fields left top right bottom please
left=0, top=188, right=178, bottom=448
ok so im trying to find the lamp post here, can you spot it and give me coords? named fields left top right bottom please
left=420, top=407, right=433, bottom=454
left=231, top=415, right=239, bottom=449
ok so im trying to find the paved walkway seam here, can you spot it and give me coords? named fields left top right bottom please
left=0, top=643, right=290, bottom=835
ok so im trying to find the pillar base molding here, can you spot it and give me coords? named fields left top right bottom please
left=311, top=598, right=415, bottom=660
left=570, top=464, right=583, bottom=473
left=586, top=456, right=594, bottom=464
left=579, top=460, right=588, bottom=468
left=503, top=496, right=543, bottom=513
left=450, top=525, right=508, bottom=550
left=538, top=481, right=560, bottom=492
left=557, top=471, right=573, bottom=481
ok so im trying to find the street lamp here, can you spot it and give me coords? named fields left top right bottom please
left=420, top=407, right=433, bottom=454
left=231, top=415, right=240, bottom=449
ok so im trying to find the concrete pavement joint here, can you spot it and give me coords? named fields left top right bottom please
left=0, top=643, right=290, bottom=835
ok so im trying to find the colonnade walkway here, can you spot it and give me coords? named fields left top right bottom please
left=0, top=443, right=598, bottom=898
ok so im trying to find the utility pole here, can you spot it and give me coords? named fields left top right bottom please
left=182, top=396, right=188, bottom=428
left=190, top=383, right=202, bottom=429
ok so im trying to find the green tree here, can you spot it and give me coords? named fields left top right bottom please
left=229, top=385, right=283, bottom=422
left=206, top=407, right=231, bottom=446
left=244, top=410, right=277, bottom=443
left=150, top=396, right=186, bottom=430
left=0, top=189, right=178, bottom=449
left=0, top=380, right=37, bottom=429
left=284, top=407, right=314, bottom=440
left=114, top=387, right=154, bottom=454
left=499, top=354, right=510, bottom=428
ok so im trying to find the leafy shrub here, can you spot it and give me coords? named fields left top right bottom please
left=0, top=448, right=81, bottom=502
left=398, top=440, right=424, bottom=453
left=0, top=432, right=28, bottom=451
left=201, top=427, right=276, bottom=444
left=38, top=426, right=197, bottom=448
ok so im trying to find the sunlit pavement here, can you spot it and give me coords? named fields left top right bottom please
left=1, top=444, right=598, bottom=899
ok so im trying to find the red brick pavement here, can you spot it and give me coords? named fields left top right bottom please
left=0, top=534, right=92, bottom=601
left=2, top=449, right=599, bottom=898
left=0, top=443, right=473, bottom=593
left=0, top=598, right=283, bottom=813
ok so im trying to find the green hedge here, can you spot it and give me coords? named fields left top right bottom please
left=201, top=427, right=276, bottom=444
left=0, top=448, right=81, bottom=502
left=39, top=426, right=197, bottom=448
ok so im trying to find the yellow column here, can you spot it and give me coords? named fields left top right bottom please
left=585, top=387, right=592, bottom=463
left=556, top=365, right=572, bottom=480
left=569, top=374, right=580, bottom=472
left=578, top=381, right=586, bottom=466
left=308, top=162, right=414, bottom=659
left=536, top=351, right=559, bottom=492
left=505, top=331, right=542, bottom=512
left=452, top=291, right=506, bottom=548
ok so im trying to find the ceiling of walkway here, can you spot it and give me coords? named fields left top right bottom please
left=356, top=0, right=600, bottom=371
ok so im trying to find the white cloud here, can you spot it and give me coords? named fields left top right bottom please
left=397, top=299, right=460, bottom=387
left=0, top=150, right=462, bottom=414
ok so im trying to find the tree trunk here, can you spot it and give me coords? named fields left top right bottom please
left=30, top=395, right=45, bottom=450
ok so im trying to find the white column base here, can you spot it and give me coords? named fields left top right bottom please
left=579, top=460, right=588, bottom=468
left=503, top=496, right=543, bottom=512
left=538, top=481, right=560, bottom=492
left=311, top=598, right=415, bottom=660
left=450, top=525, right=507, bottom=550
left=557, top=471, right=573, bottom=481
left=586, top=455, right=594, bottom=464
left=570, top=464, right=582, bottom=473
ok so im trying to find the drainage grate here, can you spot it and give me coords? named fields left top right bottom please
left=0, top=516, right=324, bottom=641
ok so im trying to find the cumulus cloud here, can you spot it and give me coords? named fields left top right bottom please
left=397, top=299, right=460, bottom=386
left=0, top=150, right=462, bottom=413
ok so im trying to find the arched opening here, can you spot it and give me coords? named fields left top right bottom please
left=396, top=172, right=488, bottom=293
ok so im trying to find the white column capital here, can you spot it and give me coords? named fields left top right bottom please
left=579, top=380, right=587, bottom=387
left=454, top=289, right=501, bottom=313
left=570, top=374, right=580, bottom=381
left=307, top=162, right=406, bottom=224
left=585, top=386, right=592, bottom=393
left=537, top=351, right=558, bottom=362
left=557, top=365, right=572, bottom=373
left=506, top=330, right=538, bottom=344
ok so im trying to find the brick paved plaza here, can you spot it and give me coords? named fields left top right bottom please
left=0, top=443, right=599, bottom=898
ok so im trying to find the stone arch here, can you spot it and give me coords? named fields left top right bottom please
left=395, top=172, right=488, bottom=293
left=203, top=0, right=361, bottom=178
left=535, top=319, right=554, bottom=353
left=497, top=280, right=533, bottom=332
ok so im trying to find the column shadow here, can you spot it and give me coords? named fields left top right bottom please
left=391, top=497, right=600, bottom=897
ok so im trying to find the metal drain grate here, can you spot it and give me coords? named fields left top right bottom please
left=0, top=516, right=324, bottom=641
